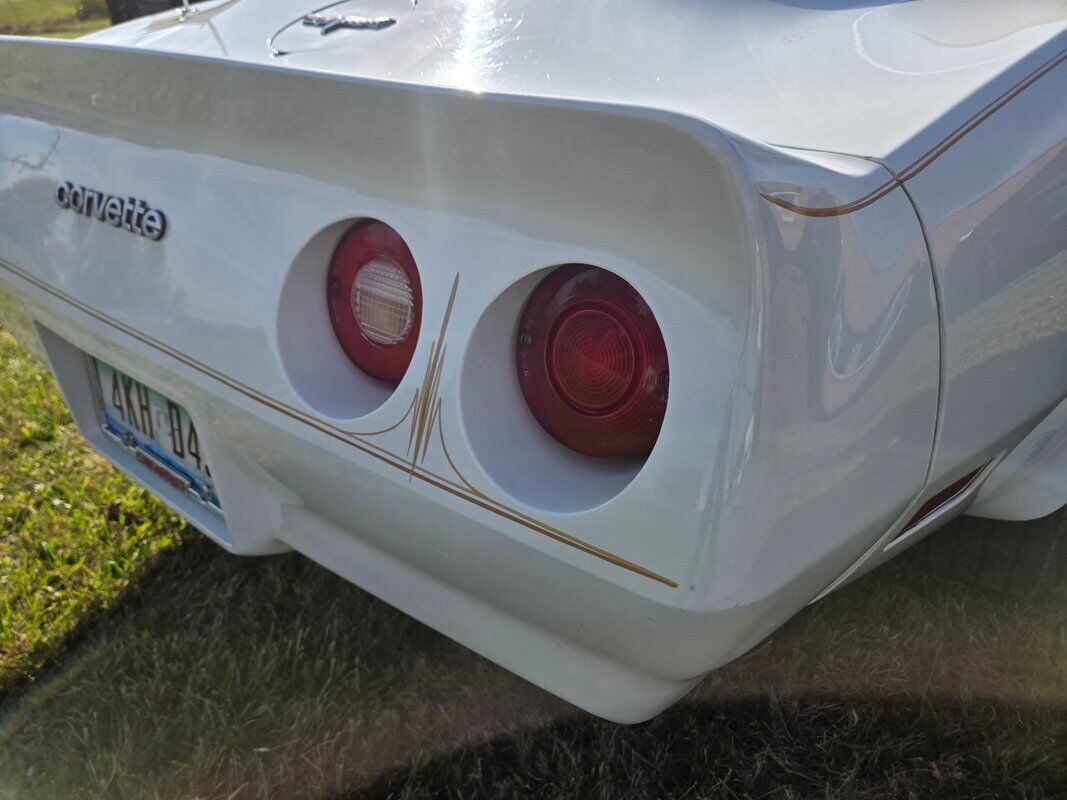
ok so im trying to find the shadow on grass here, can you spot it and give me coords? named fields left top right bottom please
left=347, top=693, right=1067, bottom=800
left=1, top=525, right=1064, bottom=799
left=0, top=529, right=225, bottom=704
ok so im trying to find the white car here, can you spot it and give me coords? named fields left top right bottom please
left=0, top=0, right=1064, bottom=722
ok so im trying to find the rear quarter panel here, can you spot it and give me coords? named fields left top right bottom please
left=894, top=38, right=1067, bottom=499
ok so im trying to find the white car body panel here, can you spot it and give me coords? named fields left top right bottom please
left=971, top=395, right=1067, bottom=521
left=902, top=49, right=1067, bottom=483
left=0, top=0, right=1063, bottom=721
left=80, top=0, right=1065, bottom=159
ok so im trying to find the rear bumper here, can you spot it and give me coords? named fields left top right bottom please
left=0, top=38, right=942, bottom=721
left=0, top=271, right=715, bottom=721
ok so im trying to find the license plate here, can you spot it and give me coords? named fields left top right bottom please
left=91, top=358, right=221, bottom=510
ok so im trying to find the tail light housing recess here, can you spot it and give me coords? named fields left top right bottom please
left=327, top=220, right=422, bottom=382
left=516, top=265, right=669, bottom=457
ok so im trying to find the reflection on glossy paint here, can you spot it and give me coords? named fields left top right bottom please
left=445, top=0, right=496, bottom=92
left=828, top=272, right=911, bottom=380
left=851, top=0, right=1067, bottom=76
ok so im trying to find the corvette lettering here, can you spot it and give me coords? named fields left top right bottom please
left=54, top=181, right=167, bottom=241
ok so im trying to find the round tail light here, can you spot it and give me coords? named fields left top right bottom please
left=516, top=265, right=669, bottom=457
left=327, top=221, right=422, bottom=382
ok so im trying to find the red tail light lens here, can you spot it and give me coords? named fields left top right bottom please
left=516, top=265, right=669, bottom=457
left=327, top=221, right=422, bottom=382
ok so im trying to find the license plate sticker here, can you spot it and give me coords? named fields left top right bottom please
left=91, top=359, right=221, bottom=511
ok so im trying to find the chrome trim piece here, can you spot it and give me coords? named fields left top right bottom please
left=302, top=13, right=395, bottom=34
left=267, top=1, right=407, bottom=55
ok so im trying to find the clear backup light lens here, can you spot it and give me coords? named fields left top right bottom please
left=352, top=257, right=415, bottom=346
left=516, top=265, right=669, bottom=457
left=327, top=221, right=422, bottom=382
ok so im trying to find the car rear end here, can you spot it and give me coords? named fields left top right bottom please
left=0, top=38, right=941, bottom=721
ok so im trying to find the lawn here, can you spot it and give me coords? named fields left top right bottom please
left=0, top=331, right=189, bottom=698
left=0, top=321, right=1063, bottom=799
left=0, top=0, right=110, bottom=36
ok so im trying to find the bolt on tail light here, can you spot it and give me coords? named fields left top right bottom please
left=516, top=265, right=669, bottom=457
left=327, top=221, right=422, bottom=382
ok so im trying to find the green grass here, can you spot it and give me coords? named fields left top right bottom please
left=0, top=0, right=110, bottom=36
left=0, top=329, right=1062, bottom=798
left=41, top=17, right=112, bottom=39
left=0, top=330, right=189, bottom=696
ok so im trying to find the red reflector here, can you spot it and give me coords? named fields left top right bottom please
left=899, top=463, right=989, bottom=536
left=516, top=265, right=669, bottom=457
left=327, top=221, right=422, bottom=382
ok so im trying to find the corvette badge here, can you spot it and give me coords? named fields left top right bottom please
left=55, top=181, right=167, bottom=242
